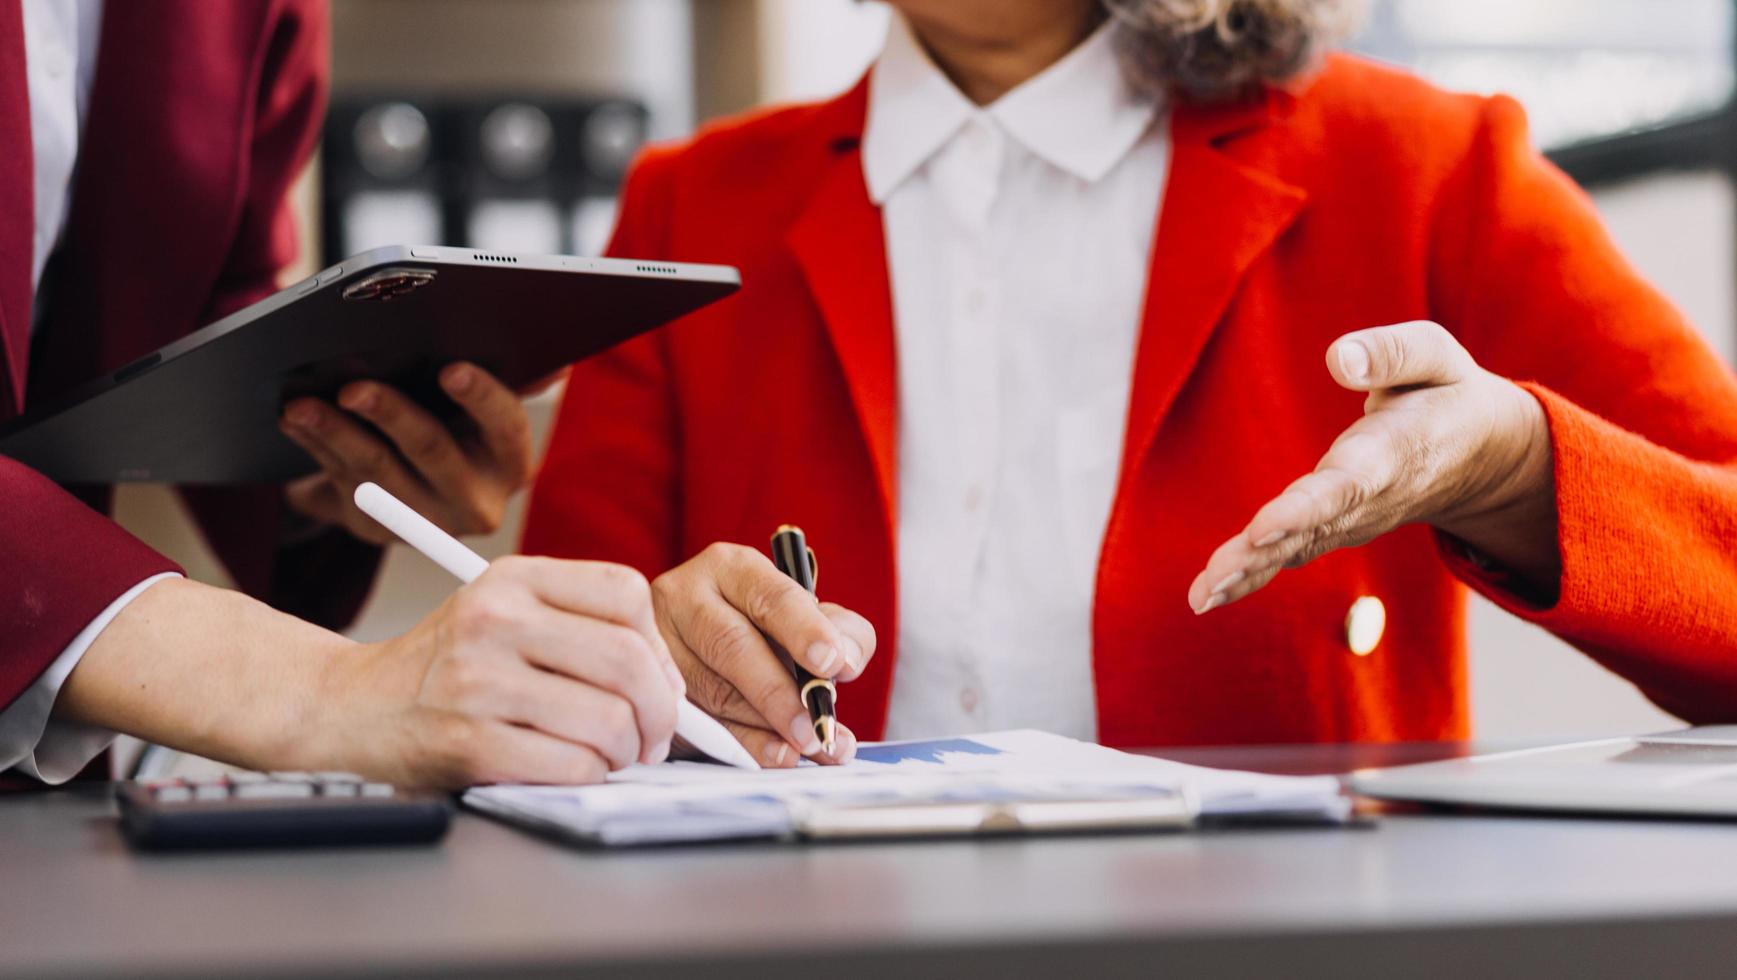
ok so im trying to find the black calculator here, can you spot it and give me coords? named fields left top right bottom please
left=117, top=772, right=453, bottom=850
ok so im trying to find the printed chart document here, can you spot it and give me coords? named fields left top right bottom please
left=464, top=730, right=1351, bottom=846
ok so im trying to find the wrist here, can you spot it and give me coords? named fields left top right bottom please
left=1432, top=381, right=1562, bottom=595
left=1437, top=381, right=1554, bottom=535
left=294, top=635, right=395, bottom=775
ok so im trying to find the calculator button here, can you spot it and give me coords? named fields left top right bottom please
left=193, top=784, right=230, bottom=802
left=226, top=772, right=269, bottom=784
left=321, top=782, right=360, bottom=797
left=154, top=787, right=193, bottom=804
left=143, top=778, right=184, bottom=790
left=314, top=772, right=362, bottom=783
left=268, top=772, right=316, bottom=782
left=360, top=783, right=396, bottom=798
left=233, top=782, right=315, bottom=800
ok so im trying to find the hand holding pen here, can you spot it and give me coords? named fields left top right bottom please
left=648, top=538, right=876, bottom=768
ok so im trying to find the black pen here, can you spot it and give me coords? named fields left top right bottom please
left=769, top=524, right=837, bottom=755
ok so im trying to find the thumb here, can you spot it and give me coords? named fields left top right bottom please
left=1327, top=320, right=1475, bottom=392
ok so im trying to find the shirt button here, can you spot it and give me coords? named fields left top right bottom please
left=963, top=485, right=984, bottom=512
left=1345, top=596, right=1386, bottom=656
left=960, top=687, right=979, bottom=713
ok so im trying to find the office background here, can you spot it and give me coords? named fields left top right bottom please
left=112, top=0, right=1731, bottom=741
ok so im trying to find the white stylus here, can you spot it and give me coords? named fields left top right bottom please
left=353, top=482, right=760, bottom=771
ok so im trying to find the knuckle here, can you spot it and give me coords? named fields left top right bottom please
left=408, top=427, right=451, bottom=465
left=747, top=674, right=792, bottom=717
left=449, top=589, right=514, bottom=642
left=598, top=696, right=636, bottom=741
left=604, top=563, right=653, bottom=611
left=1340, top=468, right=1380, bottom=509
left=487, top=554, right=536, bottom=584
left=1375, top=332, right=1407, bottom=379
left=592, top=624, right=638, bottom=676
left=701, top=541, right=752, bottom=570
left=442, top=657, right=497, bottom=707
left=694, top=668, right=736, bottom=713
left=705, top=620, right=766, bottom=674
left=742, top=582, right=782, bottom=626
left=1284, top=534, right=1329, bottom=569
left=570, top=749, right=609, bottom=784
left=699, top=541, right=733, bottom=562
left=353, top=441, right=393, bottom=476
left=744, top=578, right=804, bottom=629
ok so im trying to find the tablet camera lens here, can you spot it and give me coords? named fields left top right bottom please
left=342, top=268, right=437, bottom=302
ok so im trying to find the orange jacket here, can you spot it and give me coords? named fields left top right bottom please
left=523, top=55, right=1737, bottom=746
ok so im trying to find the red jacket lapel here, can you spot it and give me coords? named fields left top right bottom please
left=785, top=81, right=899, bottom=530
left=31, top=1, right=269, bottom=404
left=0, top=0, right=31, bottom=414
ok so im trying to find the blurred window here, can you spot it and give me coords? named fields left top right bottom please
left=1350, top=0, right=1735, bottom=149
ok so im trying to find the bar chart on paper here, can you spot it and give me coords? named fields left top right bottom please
left=462, top=731, right=1351, bottom=846
left=853, top=737, right=1003, bottom=765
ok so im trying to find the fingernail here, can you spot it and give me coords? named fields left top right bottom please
left=649, top=739, right=671, bottom=763
left=1210, top=570, right=1245, bottom=595
left=1254, top=530, right=1288, bottom=548
left=788, top=712, right=822, bottom=755
left=834, top=726, right=857, bottom=763
left=285, top=402, right=320, bottom=428
left=840, top=636, right=866, bottom=675
left=1338, top=341, right=1370, bottom=384
left=442, top=365, right=474, bottom=394
left=763, top=741, right=792, bottom=767
left=339, top=387, right=375, bottom=413
left=807, top=642, right=842, bottom=676
left=1195, top=593, right=1226, bottom=616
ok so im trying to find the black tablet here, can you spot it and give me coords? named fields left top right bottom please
left=0, top=246, right=739, bottom=484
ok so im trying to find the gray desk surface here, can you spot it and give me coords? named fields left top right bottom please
left=8, top=741, right=1737, bottom=980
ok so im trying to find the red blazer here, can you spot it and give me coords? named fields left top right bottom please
left=0, top=2, right=367, bottom=717
left=523, top=55, right=1737, bottom=746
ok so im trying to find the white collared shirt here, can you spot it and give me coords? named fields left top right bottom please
left=0, top=0, right=175, bottom=786
left=867, top=14, right=1168, bottom=740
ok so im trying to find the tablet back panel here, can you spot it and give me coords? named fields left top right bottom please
left=0, top=247, right=739, bottom=484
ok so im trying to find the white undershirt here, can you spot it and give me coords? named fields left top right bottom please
left=24, top=0, right=101, bottom=331
left=0, top=0, right=181, bottom=785
left=868, top=14, right=1167, bottom=740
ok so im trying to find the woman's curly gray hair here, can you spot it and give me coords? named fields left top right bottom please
left=1102, top=0, right=1363, bottom=101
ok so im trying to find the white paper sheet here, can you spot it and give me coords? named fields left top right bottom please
left=464, top=730, right=1349, bottom=846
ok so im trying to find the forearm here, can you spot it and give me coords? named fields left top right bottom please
left=55, top=577, right=356, bottom=773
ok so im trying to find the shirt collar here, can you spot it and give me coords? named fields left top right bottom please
left=863, top=12, right=1159, bottom=204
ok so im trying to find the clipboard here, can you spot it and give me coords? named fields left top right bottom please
left=463, top=730, right=1351, bottom=847
left=793, top=790, right=1200, bottom=840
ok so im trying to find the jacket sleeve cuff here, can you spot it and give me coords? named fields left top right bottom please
left=1437, top=381, right=1736, bottom=650
left=0, top=573, right=182, bottom=784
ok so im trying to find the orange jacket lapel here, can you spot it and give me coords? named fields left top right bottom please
left=1120, top=92, right=1309, bottom=477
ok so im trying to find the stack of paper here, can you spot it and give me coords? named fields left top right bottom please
left=464, top=730, right=1350, bottom=846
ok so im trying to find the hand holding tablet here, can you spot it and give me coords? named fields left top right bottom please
left=0, top=246, right=739, bottom=485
